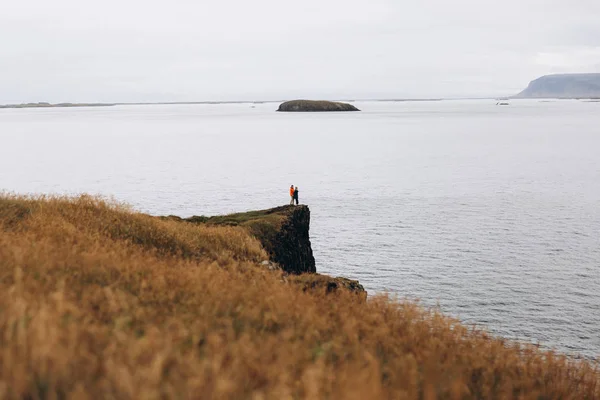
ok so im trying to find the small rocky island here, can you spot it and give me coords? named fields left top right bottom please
left=277, top=99, right=360, bottom=112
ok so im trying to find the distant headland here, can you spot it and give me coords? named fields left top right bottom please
left=514, top=73, right=600, bottom=99
left=0, top=102, right=116, bottom=109
left=277, top=100, right=360, bottom=112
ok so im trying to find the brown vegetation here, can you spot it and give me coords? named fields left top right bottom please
left=0, top=194, right=598, bottom=399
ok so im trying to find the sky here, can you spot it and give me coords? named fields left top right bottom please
left=1, top=0, right=600, bottom=103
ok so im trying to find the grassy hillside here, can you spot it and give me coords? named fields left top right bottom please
left=0, top=194, right=598, bottom=399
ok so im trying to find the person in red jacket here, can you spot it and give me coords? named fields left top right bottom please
left=289, top=185, right=295, bottom=205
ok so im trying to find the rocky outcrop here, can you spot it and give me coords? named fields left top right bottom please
left=167, top=205, right=366, bottom=296
left=277, top=100, right=360, bottom=112
left=178, top=205, right=316, bottom=274
left=287, top=274, right=366, bottom=299
left=248, top=205, right=316, bottom=274
left=514, top=73, right=600, bottom=99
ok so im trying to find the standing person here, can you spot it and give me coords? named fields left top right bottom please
left=289, top=185, right=295, bottom=205
left=294, top=186, right=299, bottom=205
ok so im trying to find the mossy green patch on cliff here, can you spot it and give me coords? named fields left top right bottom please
left=177, top=207, right=287, bottom=245
left=201, top=208, right=285, bottom=228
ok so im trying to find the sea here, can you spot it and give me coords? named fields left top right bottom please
left=1, top=99, right=599, bottom=358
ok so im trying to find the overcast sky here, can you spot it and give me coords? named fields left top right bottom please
left=2, top=0, right=599, bottom=103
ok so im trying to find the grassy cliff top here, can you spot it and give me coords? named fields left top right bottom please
left=169, top=205, right=291, bottom=231
left=165, top=206, right=303, bottom=270
left=0, top=194, right=598, bottom=398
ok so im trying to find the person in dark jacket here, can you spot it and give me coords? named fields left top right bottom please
left=293, top=186, right=299, bottom=205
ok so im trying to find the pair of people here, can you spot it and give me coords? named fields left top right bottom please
left=289, top=185, right=299, bottom=205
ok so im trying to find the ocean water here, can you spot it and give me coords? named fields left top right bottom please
left=1, top=100, right=599, bottom=358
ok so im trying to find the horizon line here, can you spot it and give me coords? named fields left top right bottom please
left=0, top=96, right=517, bottom=108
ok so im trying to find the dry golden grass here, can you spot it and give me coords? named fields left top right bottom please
left=0, top=194, right=598, bottom=399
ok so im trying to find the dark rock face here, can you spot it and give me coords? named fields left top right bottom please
left=277, top=100, right=360, bottom=112
left=257, top=205, right=316, bottom=274
left=514, top=73, right=600, bottom=99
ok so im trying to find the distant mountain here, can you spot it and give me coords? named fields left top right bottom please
left=514, top=73, right=600, bottom=99
left=0, top=102, right=115, bottom=109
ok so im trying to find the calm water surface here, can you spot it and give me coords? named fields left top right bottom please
left=1, top=100, right=599, bottom=358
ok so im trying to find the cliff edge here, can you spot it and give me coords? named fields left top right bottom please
left=174, top=205, right=316, bottom=274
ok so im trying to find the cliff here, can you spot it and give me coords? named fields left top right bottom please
left=174, top=205, right=316, bottom=274
left=277, top=99, right=360, bottom=112
left=167, top=205, right=366, bottom=297
left=514, top=73, right=600, bottom=99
